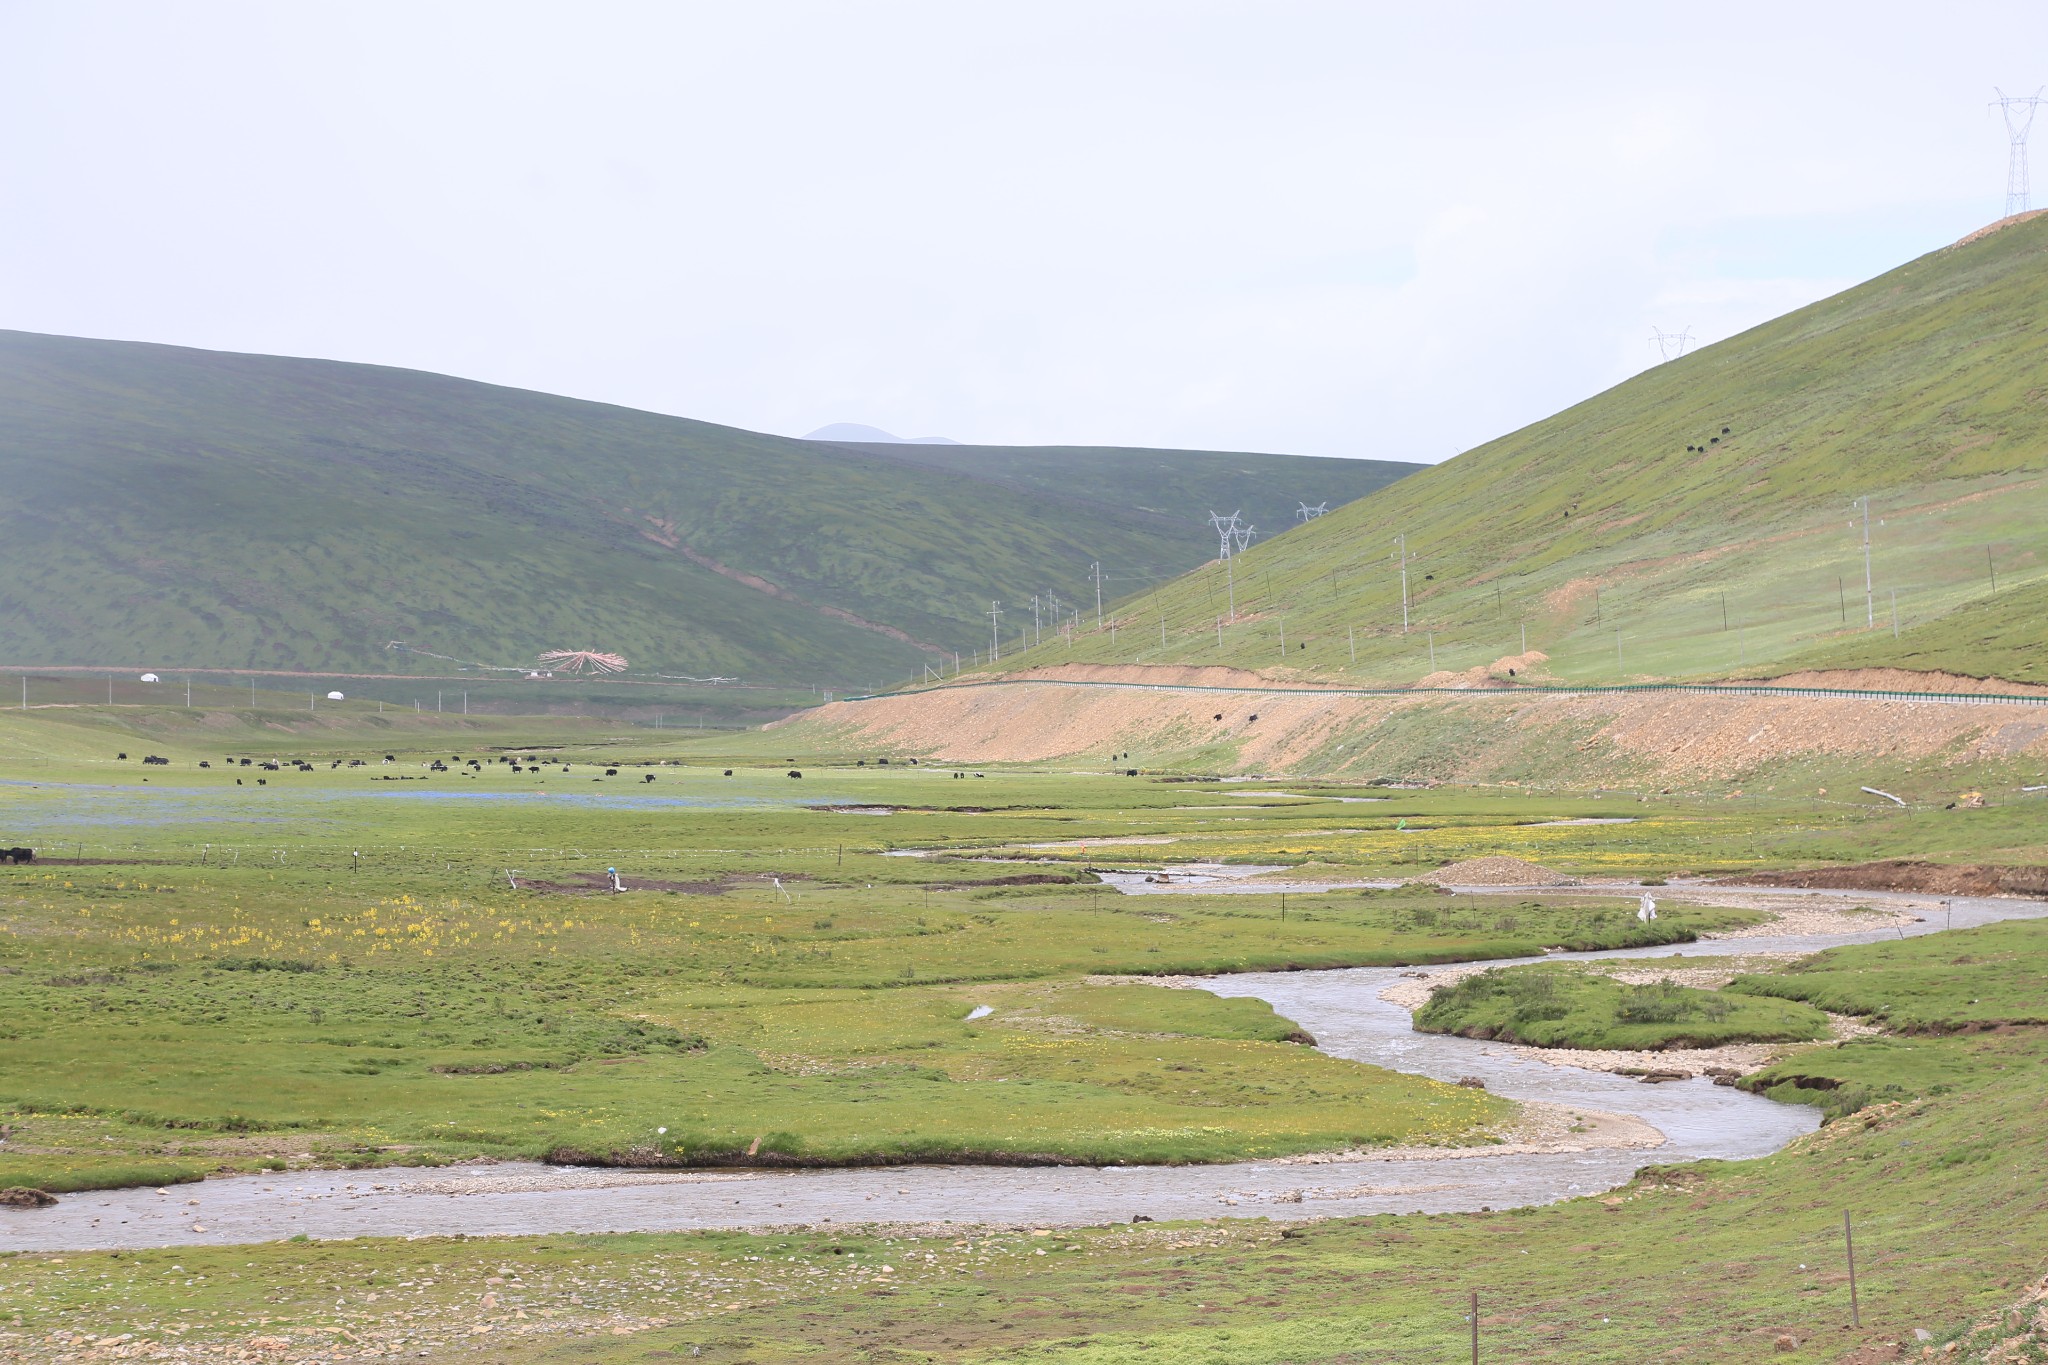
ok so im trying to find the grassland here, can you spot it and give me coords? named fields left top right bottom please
left=3, top=704, right=1816, bottom=1194
left=985, top=212, right=2048, bottom=688
left=7, top=924, right=2048, bottom=1363
left=1413, top=964, right=1832, bottom=1050
left=1728, top=919, right=2048, bottom=1033
left=0, top=330, right=1412, bottom=687
left=7, top=703, right=2048, bottom=1362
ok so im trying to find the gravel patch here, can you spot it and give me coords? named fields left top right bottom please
left=1411, top=856, right=1574, bottom=887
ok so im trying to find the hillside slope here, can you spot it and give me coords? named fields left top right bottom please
left=809, top=439, right=1409, bottom=558
left=0, top=333, right=1415, bottom=685
left=981, top=213, right=2048, bottom=687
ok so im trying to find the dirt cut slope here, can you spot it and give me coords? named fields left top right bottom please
left=786, top=666, right=2048, bottom=784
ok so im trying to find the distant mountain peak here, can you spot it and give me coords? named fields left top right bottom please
left=805, top=422, right=960, bottom=445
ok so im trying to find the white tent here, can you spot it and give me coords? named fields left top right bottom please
left=139, top=673, right=161, bottom=683
left=326, top=691, right=346, bottom=701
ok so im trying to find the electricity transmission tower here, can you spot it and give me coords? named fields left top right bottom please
left=1208, top=511, right=1254, bottom=620
left=1208, top=509, right=1252, bottom=557
left=1295, top=502, right=1328, bottom=523
left=1648, top=326, right=1696, bottom=362
left=987, top=601, right=1003, bottom=661
left=1993, top=87, right=2046, bottom=217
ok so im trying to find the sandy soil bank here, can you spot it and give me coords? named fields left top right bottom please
left=788, top=664, right=2048, bottom=780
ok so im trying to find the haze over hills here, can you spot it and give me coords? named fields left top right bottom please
left=978, top=213, right=2048, bottom=689
left=807, top=438, right=1400, bottom=559
left=0, top=333, right=1417, bottom=687
left=802, top=422, right=960, bottom=445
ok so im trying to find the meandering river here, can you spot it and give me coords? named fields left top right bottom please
left=7, top=888, right=2042, bottom=1251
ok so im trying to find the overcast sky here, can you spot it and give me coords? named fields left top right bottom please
left=4, top=2, right=2044, bottom=461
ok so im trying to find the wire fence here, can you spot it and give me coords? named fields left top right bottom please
left=861, top=677, right=2048, bottom=708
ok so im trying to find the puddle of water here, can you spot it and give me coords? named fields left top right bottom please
left=0, top=779, right=869, bottom=831
left=1228, top=792, right=1388, bottom=804
left=1096, top=866, right=1390, bottom=895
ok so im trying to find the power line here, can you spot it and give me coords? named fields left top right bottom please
left=1993, top=86, right=2046, bottom=217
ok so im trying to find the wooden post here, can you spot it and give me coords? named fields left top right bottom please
left=1845, top=1211, right=1860, bottom=1328
left=1471, top=1289, right=1479, bottom=1362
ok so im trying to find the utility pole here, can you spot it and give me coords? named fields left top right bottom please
left=1032, top=594, right=1042, bottom=647
left=1091, top=563, right=1103, bottom=629
left=1844, top=1212, right=1861, bottom=1328
left=1348, top=624, right=1356, bottom=664
left=1854, top=496, right=1875, bottom=627
left=988, top=601, right=1003, bottom=662
left=1395, top=534, right=1410, bottom=632
left=186, top=676, right=192, bottom=707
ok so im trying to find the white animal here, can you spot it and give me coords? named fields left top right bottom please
left=1637, top=892, right=1658, bottom=922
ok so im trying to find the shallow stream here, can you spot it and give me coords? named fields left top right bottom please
left=8, top=890, right=2042, bottom=1251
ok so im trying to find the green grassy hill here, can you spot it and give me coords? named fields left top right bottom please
left=0, top=332, right=1414, bottom=688
left=810, top=439, right=1401, bottom=564
left=989, top=213, right=2048, bottom=687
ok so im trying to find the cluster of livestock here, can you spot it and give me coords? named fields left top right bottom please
left=127, top=750, right=672, bottom=784
left=1, top=846, right=31, bottom=864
